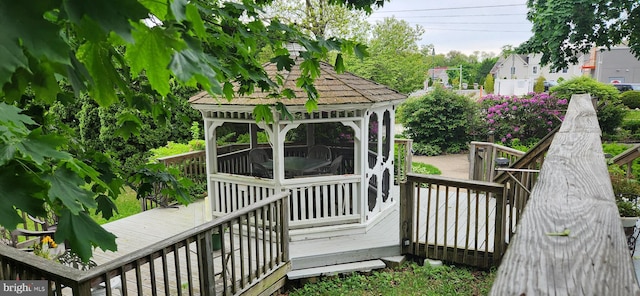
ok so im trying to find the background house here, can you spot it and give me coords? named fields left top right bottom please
left=425, top=67, right=450, bottom=88
left=489, top=46, right=640, bottom=95
left=583, top=45, right=640, bottom=83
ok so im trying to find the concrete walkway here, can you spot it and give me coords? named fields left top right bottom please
left=412, top=153, right=470, bottom=179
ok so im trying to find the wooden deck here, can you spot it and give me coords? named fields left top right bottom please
left=88, top=181, right=507, bottom=293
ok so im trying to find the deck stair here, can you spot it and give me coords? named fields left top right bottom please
left=287, top=259, right=387, bottom=280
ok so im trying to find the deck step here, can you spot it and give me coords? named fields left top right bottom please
left=287, top=260, right=387, bottom=280
left=291, top=245, right=400, bottom=270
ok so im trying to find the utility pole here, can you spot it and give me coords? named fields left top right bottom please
left=459, top=64, right=463, bottom=90
left=431, top=48, right=435, bottom=86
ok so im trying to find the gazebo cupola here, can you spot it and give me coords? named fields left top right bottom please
left=189, top=54, right=406, bottom=234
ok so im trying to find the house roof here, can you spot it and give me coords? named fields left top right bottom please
left=189, top=59, right=407, bottom=107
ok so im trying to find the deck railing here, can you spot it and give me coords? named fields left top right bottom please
left=400, top=174, right=508, bottom=268
left=468, top=142, right=525, bottom=182
left=491, top=94, right=640, bottom=294
left=0, top=192, right=291, bottom=296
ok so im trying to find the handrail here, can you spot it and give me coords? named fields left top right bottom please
left=0, top=192, right=291, bottom=295
left=611, top=143, right=640, bottom=177
left=491, top=94, right=640, bottom=295
left=468, top=142, right=525, bottom=182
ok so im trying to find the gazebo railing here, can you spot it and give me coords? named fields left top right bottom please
left=211, top=174, right=277, bottom=215
left=284, top=175, right=361, bottom=229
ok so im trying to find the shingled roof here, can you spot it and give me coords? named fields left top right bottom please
left=188, top=59, right=407, bottom=107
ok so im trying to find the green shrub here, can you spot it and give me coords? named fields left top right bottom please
left=621, top=91, right=640, bottom=109
left=399, top=87, right=479, bottom=155
left=483, top=74, right=494, bottom=94
left=149, top=142, right=192, bottom=161
left=550, top=76, right=626, bottom=135
left=533, top=76, right=545, bottom=93
left=622, top=120, right=640, bottom=133
left=413, top=143, right=442, bottom=156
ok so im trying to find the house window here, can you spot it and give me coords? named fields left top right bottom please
left=533, top=66, right=538, bottom=74
left=562, top=67, right=568, bottom=73
left=510, top=67, right=515, bottom=75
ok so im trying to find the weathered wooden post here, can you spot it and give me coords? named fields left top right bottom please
left=491, top=94, right=640, bottom=295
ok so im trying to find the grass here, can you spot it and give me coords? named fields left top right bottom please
left=90, top=187, right=142, bottom=225
left=412, top=162, right=442, bottom=175
left=625, top=110, right=640, bottom=122
left=286, top=263, right=495, bottom=296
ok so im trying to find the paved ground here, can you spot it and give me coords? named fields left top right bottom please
left=412, top=153, right=470, bottom=179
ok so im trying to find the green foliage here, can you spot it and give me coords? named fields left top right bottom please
left=508, top=138, right=537, bottom=152
left=550, top=77, right=626, bottom=136
left=0, top=0, right=384, bottom=260
left=479, top=93, right=566, bottom=146
left=622, top=91, right=640, bottom=109
left=400, top=87, right=479, bottom=154
left=90, top=188, right=141, bottom=225
left=534, top=76, right=545, bottom=93
left=413, top=143, right=442, bottom=156
left=609, top=166, right=640, bottom=217
left=127, top=163, right=194, bottom=207
left=520, top=0, right=640, bottom=70
left=412, top=162, right=442, bottom=175
left=484, top=74, right=494, bottom=94
left=290, top=263, right=495, bottom=296
left=150, top=142, right=191, bottom=161
left=602, top=143, right=631, bottom=157
left=344, top=17, right=427, bottom=93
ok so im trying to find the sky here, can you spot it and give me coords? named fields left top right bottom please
left=367, top=0, right=533, bottom=56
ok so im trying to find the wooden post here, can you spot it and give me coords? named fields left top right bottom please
left=492, top=187, right=506, bottom=263
left=468, top=142, right=477, bottom=180
left=491, top=94, right=640, bottom=295
left=399, top=179, right=414, bottom=255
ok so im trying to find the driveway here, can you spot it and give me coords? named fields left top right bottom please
left=412, top=153, right=469, bottom=179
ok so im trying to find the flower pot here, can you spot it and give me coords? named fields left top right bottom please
left=621, top=216, right=639, bottom=228
left=212, top=232, right=222, bottom=251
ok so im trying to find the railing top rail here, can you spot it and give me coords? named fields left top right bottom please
left=611, top=143, right=640, bottom=166
left=406, top=173, right=504, bottom=193
left=156, top=150, right=205, bottom=162
left=490, top=94, right=640, bottom=295
left=469, top=141, right=526, bottom=156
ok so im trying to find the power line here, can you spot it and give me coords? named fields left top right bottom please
left=411, top=22, right=530, bottom=25
left=374, top=4, right=526, bottom=13
left=368, top=13, right=526, bottom=19
left=423, top=27, right=531, bottom=33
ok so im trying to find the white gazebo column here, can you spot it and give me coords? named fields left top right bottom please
left=203, top=118, right=224, bottom=221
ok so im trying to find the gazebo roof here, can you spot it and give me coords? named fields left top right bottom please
left=189, top=60, right=407, bottom=107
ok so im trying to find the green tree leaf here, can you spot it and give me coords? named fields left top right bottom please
left=63, top=0, right=148, bottom=42
left=126, top=25, right=181, bottom=96
left=0, top=164, right=49, bottom=229
left=77, top=42, right=121, bottom=107
left=45, top=167, right=97, bottom=214
left=114, top=112, right=143, bottom=140
left=56, top=209, right=117, bottom=262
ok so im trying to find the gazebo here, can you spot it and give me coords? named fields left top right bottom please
left=189, top=53, right=406, bottom=237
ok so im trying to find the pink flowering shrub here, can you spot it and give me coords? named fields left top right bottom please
left=478, top=92, right=567, bottom=145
